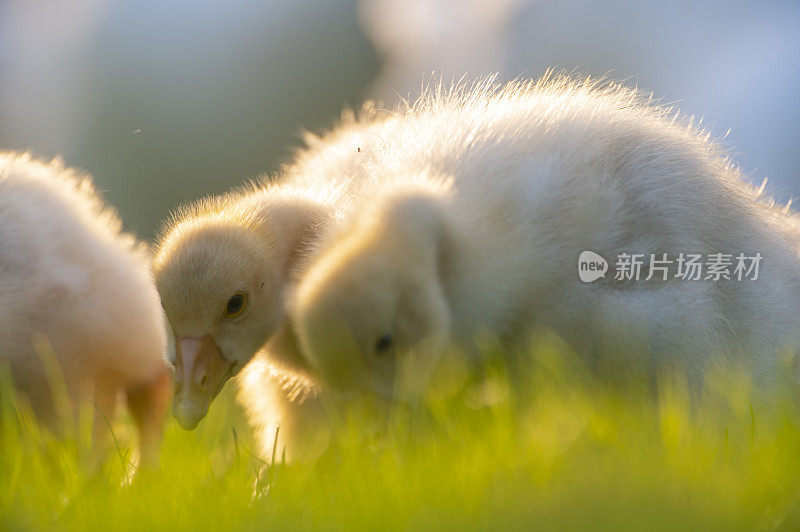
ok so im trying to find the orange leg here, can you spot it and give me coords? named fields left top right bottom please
left=91, top=378, right=120, bottom=469
left=126, top=365, right=171, bottom=468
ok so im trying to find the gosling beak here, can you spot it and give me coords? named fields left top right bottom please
left=172, top=335, right=234, bottom=430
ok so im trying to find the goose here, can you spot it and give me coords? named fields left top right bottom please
left=0, top=151, right=170, bottom=466
left=153, top=111, right=389, bottom=457
left=292, top=75, right=800, bottom=401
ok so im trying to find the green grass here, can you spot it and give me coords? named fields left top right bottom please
left=3, top=339, right=800, bottom=531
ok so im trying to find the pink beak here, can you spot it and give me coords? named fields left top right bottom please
left=172, top=335, right=234, bottom=430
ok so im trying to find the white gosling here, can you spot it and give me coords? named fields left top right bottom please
left=292, top=75, right=800, bottom=401
left=153, top=112, right=388, bottom=457
left=0, top=152, right=170, bottom=466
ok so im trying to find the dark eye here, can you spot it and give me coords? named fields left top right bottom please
left=224, top=292, right=247, bottom=318
left=374, top=333, right=393, bottom=356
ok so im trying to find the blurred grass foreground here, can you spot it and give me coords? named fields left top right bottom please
left=3, top=335, right=800, bottom=530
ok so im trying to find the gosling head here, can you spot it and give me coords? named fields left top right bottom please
left=293, top=188, right=451, bottom=400
left=154, top=218, right=286, bottom=429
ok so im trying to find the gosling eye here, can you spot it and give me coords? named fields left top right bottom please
left=224, top=291, right=247, bottom=318
left=374, top=333, right=394, bottom=356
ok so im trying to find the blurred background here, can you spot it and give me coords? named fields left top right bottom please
left=1, top=0, right=799, bottom=240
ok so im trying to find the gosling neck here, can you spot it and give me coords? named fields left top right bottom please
left=251, top=191, right=333, bottom=278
